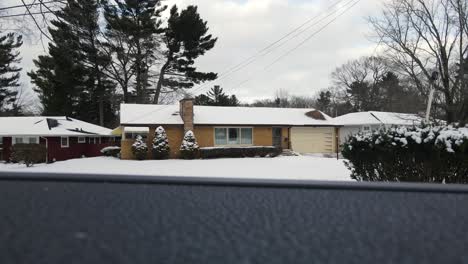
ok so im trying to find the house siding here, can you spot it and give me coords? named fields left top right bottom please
left=339, top=125, right=381, bottom=144
left=1, top=137, right=12, bottom=161
left=121, top=125, right=185, bottom=160
left=120, top=125, right=283, bottom=160
left=253, top=127, right=273, bottom=146
left=194, top=126, right=214, bottom=147
left=1, top=136, right=116, bottom=162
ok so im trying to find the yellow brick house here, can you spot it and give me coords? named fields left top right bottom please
left=119, top=99, right=340, bottom=159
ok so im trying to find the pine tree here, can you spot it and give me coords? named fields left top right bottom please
left=180, top=130, right=199, bottom=159
left=29, top=0, right=115, bottom=125
left=75, top=0, right=115, bottom=126
left=0, top=32, right=23, bottom=114
left=152, top=126, right=170, bottom=159
left=316, top=91, right=331, bottom=114
left=132, top=135, right=148, bottom=160
left=194, top=86, right=239, bottom=106
left=103, top=0, right=166, bottom=103
left=153, top=5, right=217, bottom=104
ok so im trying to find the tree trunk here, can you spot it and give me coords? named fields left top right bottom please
left=122, top=85, right=129, bottom=103
left=153, top=59, right=170, bottom=104
left=99, top=99, right=104, bottom=126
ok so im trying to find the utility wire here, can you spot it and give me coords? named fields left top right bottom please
left=187, top=0, right=353, bottom=96
left=265, top=0, right=362, bottom=70
left=20, top=0, right=53, bottom=41
left=223, top=0, right=362, bottom=94
left=0, top=0, right=64, bottom=11
left=123, top=0, right=361, bottom=124
left=0, top=10, right=57, bottom=19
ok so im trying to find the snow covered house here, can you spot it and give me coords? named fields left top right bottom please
left=333, top=111, right=423, bottom=144
left=0, top=116, right=119, bottom=162
left=119, top=99, right=341, bottom=159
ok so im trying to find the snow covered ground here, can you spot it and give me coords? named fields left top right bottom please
left=0, top=156, right=352, bottom=181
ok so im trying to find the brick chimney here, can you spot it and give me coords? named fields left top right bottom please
left=179, top=98, right=194, bottom=131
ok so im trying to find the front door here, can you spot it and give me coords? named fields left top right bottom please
left=272, top=127, right=282, bottom=148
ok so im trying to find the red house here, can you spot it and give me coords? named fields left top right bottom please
left=0, top=116, right=119, bottom=162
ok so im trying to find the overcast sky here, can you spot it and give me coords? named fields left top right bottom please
left=4, top=0, right=384, bottom=104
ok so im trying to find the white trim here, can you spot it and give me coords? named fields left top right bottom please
left=214, top=127, right=254, bottom=147
left=78, top=137, right=86, bottom=143
left=60, top=137, right=69, bottom=148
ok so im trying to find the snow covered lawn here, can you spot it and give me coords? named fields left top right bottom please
left=0, top=156, right=352, bottom=181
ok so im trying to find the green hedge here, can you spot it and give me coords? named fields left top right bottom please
left=342, top=125, right=468, bottom=183
left=200, top=146, right=282, bottom=159
left=11, top=144, right=47, bottom=167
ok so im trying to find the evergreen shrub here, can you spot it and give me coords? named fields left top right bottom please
left=342, top=125, right=468, bottom=183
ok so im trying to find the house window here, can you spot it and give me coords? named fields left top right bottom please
left=241, top=128, right=253, bottom=144
left=14, top=137, right=24, bottom=144
left=215, top=128, right=227, bottom=145
left=362, top=126, right=371, bottom=131
left=78, top=137, right=86, bottom=143
left=124, top=133, right=148, bottom=140
left=61, top=137, right=69, bottom=148
left=89, top=137, right=98, bottom=144
left=215, top=127, right=253, bottom=146
left=228, top=128, right=240, bottom=144
left=13, top=137, right=39, bottom=145
left=0, top=137, right=3, bottom=145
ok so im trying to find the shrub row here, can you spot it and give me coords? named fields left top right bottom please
left=11, top=144, right=47, bottom=167
left=341, top=125, right=468, bottom=183
left=200, top=146, right=282, bottom=159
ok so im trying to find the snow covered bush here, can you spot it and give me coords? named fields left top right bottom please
left=11, top=144, right=47, bottom=167
left=152, top=126, right=170, bottom=159
left=131, top=135, right=148, bottom=160
left=342, top=125, right=468, bottom=183
left=101, top=146, right=121, bottom=158
left=179, top=130, right=199, bottom=159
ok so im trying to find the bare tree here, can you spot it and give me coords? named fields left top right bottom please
left=368, top=0, right=468, bottom=123
left=331, top=56, right=390, bottom=90
left=331, top=56, right=391, bottom=111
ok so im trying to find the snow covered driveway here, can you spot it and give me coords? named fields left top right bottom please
left=0, top=156, right=352, bottom=181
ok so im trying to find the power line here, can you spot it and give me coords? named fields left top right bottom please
left=216, top=0, right=358, bottom=85
left=187, top=0, right=353, bottom=97
left=123, top=0, right=361, bottom=124
left=265, top=0, right=362, bottom=70
left=223, top=0, right=362, bottom=95
left=0, top=0, right=64, bottom=11
left=0, top=10, right=57, bottom=19
left=21, top=0, right=53, bottom=41
left=216, top=0, right=350, bottom=77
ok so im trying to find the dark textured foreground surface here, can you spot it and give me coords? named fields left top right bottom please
left=1, top=178, right=468, bottom=264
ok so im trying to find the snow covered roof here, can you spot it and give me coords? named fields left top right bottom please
left=333, top=111, right=423, bottom=126
left=111, top=126, right=149, bottom=136
left=120, top=104, right=339, bottom=126
left=121, top=104, right=183, bottom=125
left=0, top=116, right=113, bottom=137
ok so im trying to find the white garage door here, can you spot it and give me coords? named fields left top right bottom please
left=291, top=127, right=335, bottom=153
